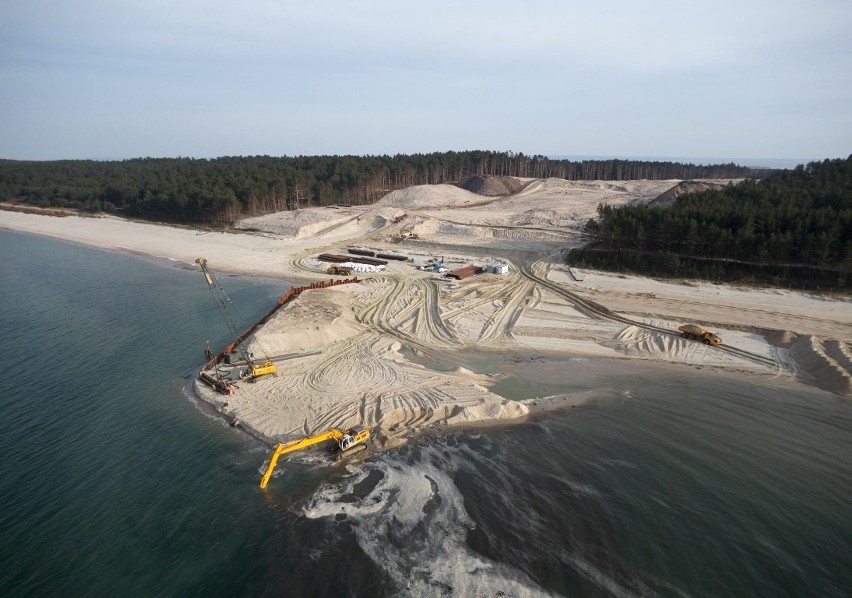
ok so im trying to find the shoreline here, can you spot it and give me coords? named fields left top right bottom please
left=3, top=182, right=849, bottom=455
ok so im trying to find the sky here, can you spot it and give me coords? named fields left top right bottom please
left=1, top=0, right=850, bottom=162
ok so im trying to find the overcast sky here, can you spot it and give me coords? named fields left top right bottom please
left=1, top=0, right=850, bottom=162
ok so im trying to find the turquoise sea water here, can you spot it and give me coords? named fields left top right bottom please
left=1, top=228, right=850, bottom=597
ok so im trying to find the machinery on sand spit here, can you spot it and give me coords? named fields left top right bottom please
left=196, top=257, right=277, bottom=385
left=259, top=426, right=371, bottom=488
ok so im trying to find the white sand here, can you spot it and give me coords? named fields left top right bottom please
left=3, top=178, right=850, bottom=450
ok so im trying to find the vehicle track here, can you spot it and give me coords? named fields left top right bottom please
left=355, top=276, right=457, bottom=353
left=518, top=261, right=782, bottom=371
left=476, top=277, right=535, bottom=345
left=280, top=215, right=783, bottom=372
left=435, top=217, right=577, bottom=240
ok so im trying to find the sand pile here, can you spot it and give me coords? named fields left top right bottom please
left=377, top=184, right=481, bottom=210
left=610, top=325, right=744, bottom=366
left=647, top=180, right=732, bottom=208
left=245, top=287, right=363, bottom=354
left=237, top=207, right=400, bottom=240
left=238, top=209, right=348, bottom=238
left=789, top=336, right=852, bottom=395
left=457, top=175, right=525, bottom=196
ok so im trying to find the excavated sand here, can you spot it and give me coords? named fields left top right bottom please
left=2, top=177, right=850, bottom=452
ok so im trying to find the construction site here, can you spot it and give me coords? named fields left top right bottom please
left=175, top=176, right=852, bottom=487
left=2, top=175, right=849, bottom=487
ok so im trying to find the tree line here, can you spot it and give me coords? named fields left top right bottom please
left=570, top=157, right=852, bottom=290
left=0, top=152, right=754, bottom=225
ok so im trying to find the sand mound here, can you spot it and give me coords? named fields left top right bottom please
left=647, top=180, right=731, bottom=208
left=246, top=288, right=364, bottom=354
left=615, top=325, right=682, bottom=356
left=210, top=282, right=533, bottom=447
left=236, top=205, right=403, bottom=240
left=516, top=178, right=632, bottom=197
left=764, top=330, right=799, bottom=348
left=377, top=184, right=481, bottom=210
left=457, top=175, right=525, bottom=196
left=789, top=335, right=852, bottom=395
left=237, top=209, right=346, bottom=238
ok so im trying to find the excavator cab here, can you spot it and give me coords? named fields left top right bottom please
left=340, top=426, right=369, bottom=451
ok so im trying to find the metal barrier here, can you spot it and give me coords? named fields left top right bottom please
left=203, top=277, right=360, bottom=370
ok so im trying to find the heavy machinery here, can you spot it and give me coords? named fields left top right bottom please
left=259, top=426, right=371, bottom=488
left=196, top=257, right=277, bottom=380
left=678, top=324, right=722, bottom=345
left=326, top=265, right=352, bottom=276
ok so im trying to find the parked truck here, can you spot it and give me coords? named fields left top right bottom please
left=678, top=324, right=722, bottom=345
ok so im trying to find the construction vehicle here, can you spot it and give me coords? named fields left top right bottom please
left=678, top=324, right=722, bottom=345
left=259, top=426, right=371, bottom=488
left=195, top=257, right=277, bottom=380
left=326, top=265, right=352, bottom=276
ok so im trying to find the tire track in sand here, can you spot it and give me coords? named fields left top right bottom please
left=355, top=276, right=458, bottom=351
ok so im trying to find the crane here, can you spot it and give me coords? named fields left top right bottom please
left=195, top=257, right=277, bottom=380
left=259, top=426, right=371, bottom=488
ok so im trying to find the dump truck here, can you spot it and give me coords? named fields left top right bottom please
left=678, top=324, right=722, bottom=345
left=259, top=426, right=371, bottom=488
left=326, top=265, right=352, bottom=276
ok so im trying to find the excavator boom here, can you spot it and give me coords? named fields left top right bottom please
left=259, top=427, right=370, bottom=488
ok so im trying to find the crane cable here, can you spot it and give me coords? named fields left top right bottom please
left=214, top=278, right=276, bottom=366
left=198, top=259, right=275, bottom=367
left=199, top=268, right=223, bottom=380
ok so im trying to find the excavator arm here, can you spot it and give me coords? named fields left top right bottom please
left=259, top=429, right=344, bottom=489
left=258, top=426, right=371, bottom=488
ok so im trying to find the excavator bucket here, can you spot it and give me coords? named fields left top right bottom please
left=259, top=444, right=286, bottom=489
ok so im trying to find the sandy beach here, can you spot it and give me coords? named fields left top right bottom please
left=2, top=178, right=850, bottom=449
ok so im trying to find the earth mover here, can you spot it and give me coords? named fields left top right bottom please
left=326, top=265, right=352, bottom=276
left=678, top=324, right=722, bottom=345
left=259, top=426, right=371, bottom=488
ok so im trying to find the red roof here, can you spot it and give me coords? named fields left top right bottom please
left=447, top=265, right=483, bottom=279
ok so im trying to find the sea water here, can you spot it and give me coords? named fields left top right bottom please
left=1, top=228, right=850, bottom=597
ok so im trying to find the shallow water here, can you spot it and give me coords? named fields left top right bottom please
left=1, top=228, right=850, bottom=597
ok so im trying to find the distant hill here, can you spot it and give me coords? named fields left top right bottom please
left=0, top=151, right=753, bottom=225
left=647, top=181, right=733, bottom=208
left=457, top=175, right=525, bottom=196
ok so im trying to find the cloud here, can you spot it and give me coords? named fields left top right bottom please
left=1, top=0, right=850, bottom=159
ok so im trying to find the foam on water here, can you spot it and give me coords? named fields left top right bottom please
left=303, top=444, right=552, bottom=597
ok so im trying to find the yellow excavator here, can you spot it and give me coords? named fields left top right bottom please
left=259, top=426, right=371, bottom=488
